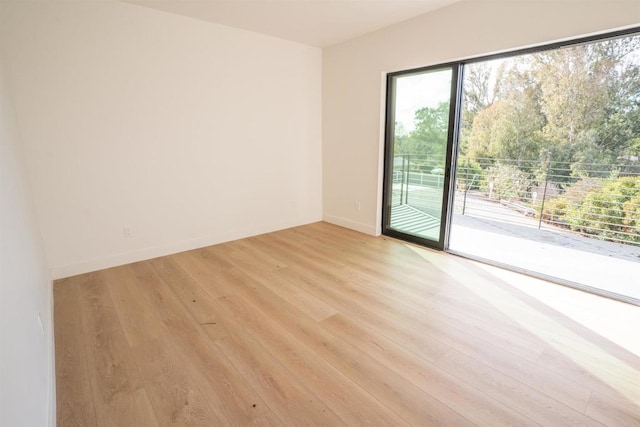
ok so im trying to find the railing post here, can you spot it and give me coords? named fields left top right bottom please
left=462, top=158, right=469, bottom=215
left=405, top=155, right=411, bottom=205
left=399, top=155, right=405, bottom=206
left=538, top=164, right=550, bottom=230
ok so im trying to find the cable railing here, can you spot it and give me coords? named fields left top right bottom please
left=392, top=154, right=640, bottom=246
left=391, top=154, right=444, bottom=218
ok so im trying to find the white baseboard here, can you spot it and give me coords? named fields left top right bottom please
left=323, top=214, right=379, bottom=236
left=50, top=218, right=321, bottom=279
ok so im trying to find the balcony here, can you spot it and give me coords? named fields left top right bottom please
left=390, top=154, right=640, bottom=303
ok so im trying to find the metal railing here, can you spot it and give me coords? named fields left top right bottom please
left=392, top=154, right=640, bottom=245
left=392, top=154, right=445, bottom=218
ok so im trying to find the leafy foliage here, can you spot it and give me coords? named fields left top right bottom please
left=541, top=197, right=570, bottom=223
left=395, top=102, right=450, bottom=159
left=459, top=35, right=640, bottom=172
left=393, top=34, right=640, bottom=244
left=546, top=176, right=640, bottom=243
left=457, top=156, right=484, bottom=190
left=623, top=191, right=640, bottom=239
left=481, top=164, right=532, bottom=201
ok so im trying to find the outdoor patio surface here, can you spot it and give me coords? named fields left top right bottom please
left=449, top=194, right=640, bottom=303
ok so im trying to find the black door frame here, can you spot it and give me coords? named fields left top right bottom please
left=381, top=63, right=462, bottom=250
left=382, top=26, right=640, bottom=253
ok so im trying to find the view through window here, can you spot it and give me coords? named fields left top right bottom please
left=449, top=33, right=640, bottom=302
left=383, top=30, right=640, bottom=303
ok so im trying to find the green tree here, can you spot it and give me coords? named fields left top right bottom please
left=466, top=93, right=543, bottom=164
left=461, top=62, right=497, bottom=127
left=535, top=45, right=609, bottom=148
left=481, top=163, right=532, bottom=201
left=393, top=121, right=410, bottom=154
left=399, top=102, right=450, bottom=162
left=463, top=34, right=640, bottom=179
left=533, top=37, right=640, bottom=169
left=464, top=59, right=546, bottom=165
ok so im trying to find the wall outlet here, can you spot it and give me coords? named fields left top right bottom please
left=355, top=201, right=361, bottom=212
left=123, top=225, right=133, bottom=238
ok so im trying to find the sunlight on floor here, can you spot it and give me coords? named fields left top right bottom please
left=471, top=262, right=640, bottom=357
left=407, top=244, right=640, bottom=403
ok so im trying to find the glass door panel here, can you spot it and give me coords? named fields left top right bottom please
left=383, top=66, right=458, bottom=248
left=449, top=34, right=640, bottom=303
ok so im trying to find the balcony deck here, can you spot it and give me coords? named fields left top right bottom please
left=390, top=204, right=439, bottom=237
left=389, top=197, right=640, bottom=304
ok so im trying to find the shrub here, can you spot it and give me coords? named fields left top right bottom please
left=568, top=176, right=640, bottom=242
left=481, top=163, right=531, bottom=201
left=623, top=192, right=640, bottom=242
left=560, top=177, right=600, bottom=205
left=542, top=197, right=570, bottom=224
left=457, top=157, right=484, bottom=190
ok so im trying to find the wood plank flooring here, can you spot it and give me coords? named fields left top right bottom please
left=54, top=222, right=640, bottom=426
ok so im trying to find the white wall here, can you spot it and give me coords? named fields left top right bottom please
left=0, top=53, right=55, bottom=426
left=2, top=0, right=322, bottom=279
left=322, top=0, right=640, bottom=235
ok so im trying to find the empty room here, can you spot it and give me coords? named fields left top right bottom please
left=1, top=0, right=639, bottom=426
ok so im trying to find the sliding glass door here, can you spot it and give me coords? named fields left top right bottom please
left=382, top=65, right=459, bottom=249
left=382, top=28, right=640, bottom=304
left=448, top=33, right=640, bottom=303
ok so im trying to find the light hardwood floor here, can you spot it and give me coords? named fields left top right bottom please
left=54, top=222, right=640, bottom=426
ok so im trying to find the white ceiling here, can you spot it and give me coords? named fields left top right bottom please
left=124, top=0, right=463, bottom=47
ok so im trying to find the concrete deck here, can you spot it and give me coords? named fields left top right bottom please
left=391, top=191, right=640, bottom=303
